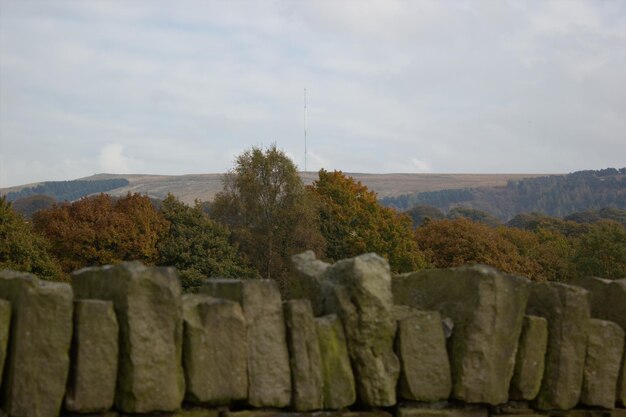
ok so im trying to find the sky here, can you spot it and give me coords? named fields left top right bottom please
left=1, top=0, right=625, bottom=188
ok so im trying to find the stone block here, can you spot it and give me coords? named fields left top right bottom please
left=182, top=294, right=247, bottom=405
left=581, top=319, right=624, bottom=408
left=170, top=407, right=222, bottom=417
left=325, top=253, right=399, bottom=406
left=284, top=300, right=323, bottom=411
left=569, top=276, right=626, bottom=405
left=394, top=307, right=451, bottom=401
left=289, top=251, right=331, bottom=316
left=393, top=265, right=529, bottom=405
left=315, top=314, right=356, bottom=410
left=569, top=276, right=626, bottom=329
left=526, top=282, right=591, bottom=410
left=551, top=411, right=617, bottom=417
left=223, top=412, right=392, bottom=417
left=65, top=300, right=119, bottom=413
left=621, top=350, right=626, bottom=407
left=200, top=279, right=291, bottom=408
left=0, top=270, right=73, bottom=417
left=396, top=407, right=489, bottom=417
left=0, top=300, right=10, bottom=384
left=71, top=262, right=185, bottom=414
left=510, top=315, right=549, bottom=401
left=606, top=279, right=626, bottom=407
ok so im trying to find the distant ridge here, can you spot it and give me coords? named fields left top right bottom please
left=382, top=168, right=626, bottom=221
left=1, top=172, right=547, bottom=205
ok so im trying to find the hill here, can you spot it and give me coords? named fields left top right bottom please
left=382, top=168, right=626, bottom=221
left=1, top=172, right=545, bottom=205
left=3, top=178, right=129, bottom=202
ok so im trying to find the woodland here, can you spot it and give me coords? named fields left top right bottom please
left=1, top=146, right=625, bottom=292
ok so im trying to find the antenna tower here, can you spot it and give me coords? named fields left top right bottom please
left=304, top=88, right=306, bottom=172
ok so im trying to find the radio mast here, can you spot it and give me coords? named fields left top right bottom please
left=304, top=88, right=306, bottom=172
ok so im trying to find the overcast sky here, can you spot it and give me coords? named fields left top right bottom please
left=1, top=0, right=625, bottom=187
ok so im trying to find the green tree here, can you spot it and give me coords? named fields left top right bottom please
left=404, top=205, right=445, bottom=228
left=0, top=197, right=63, bottom=280
left=572, top=220, right=626, bottom=279
left=157, top=194, right=258, bottom=292
left=211, top=145, right=326, bottom=293
left=10, top=194, right=56, bottom=219
left=33, top=193, right=169, bottom=273
left=447, top=207, right=502, bottom=226
left=507, top=212, right=589, bottom=237
left=311, top=169, right=426, bottom=273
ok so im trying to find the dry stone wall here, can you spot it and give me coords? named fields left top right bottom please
left=0, top=254, right=625, bottom=417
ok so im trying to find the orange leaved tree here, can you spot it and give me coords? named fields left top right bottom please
left=311, top=169, right=426, bottom=273
left=33, top=193, right=168, bottom=273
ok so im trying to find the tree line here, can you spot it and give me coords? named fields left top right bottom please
left=382, top=168, right=626, bottom=220
left=5, top=178, right=130, bottom=202
left=2, top=146, right=625, bottom=291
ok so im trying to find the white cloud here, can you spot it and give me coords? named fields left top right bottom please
left=98, top=144, right=143, bottom=174
left=1, top=0, right=625, bottom=187
left=411, top=158, right=432, bottom=173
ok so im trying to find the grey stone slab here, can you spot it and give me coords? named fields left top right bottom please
left=284, top=300, right=323, bottom=411
left=526, top=282, right=591, bottom=410
left=0, top=300, right=10, bottom=386
left=0, top=269, right=73, bottom=417
left=182, top=294, right=247, bottom=405
left=510, top=315, right=548, bottom=401
left=393, top=265, right=529, bottom=405
left=325, top=253, right=399, bottom=406
left=289, top=251, right=331, bottom=316
left=71, top=262, right=185, bottom=414
left=394, top=307, right=451, bottom=401
left=581, top=319, right=624, bottom=408
left=65, top=300, right=119, bottom=413
left=200, top=279, right=291, bottom=408
left=568, top=276, right=626, bottom=406
left=396, top=407, right=489, bottom=417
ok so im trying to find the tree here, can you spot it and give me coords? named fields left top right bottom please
left=33, top=193, right=169, bottom=273
left=415, top=218, right=545, bottom=280
left=404, top=205, right=445, bottom=228
left=10, top=194, right=57, bottom=219
left=497, top=226, right=573, bottom=282
left=447, top=207, right=502, bottom=227
left=157, top=194, right=258, bottom=292
left=0, top=197, right=63, bottom=280
left=572, top=220, right=626, bottom=280
left=311, top=169, right=426, bottom=273
left=507, top=212, right=589, bottom=237
left=211, top=145, right=325, bottom=293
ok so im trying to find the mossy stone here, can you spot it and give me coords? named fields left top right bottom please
left=315, top=314, right=356, bottom=409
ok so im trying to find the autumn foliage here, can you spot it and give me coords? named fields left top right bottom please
left=33, top=193, right=168, bottom=273
left=415, top=218, right=544, bottom=279
left=311, top=169, right=426, bottom=273
left=3, top=150, right=625, bottom=289
left=0, top=197, right=63, bottom=280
